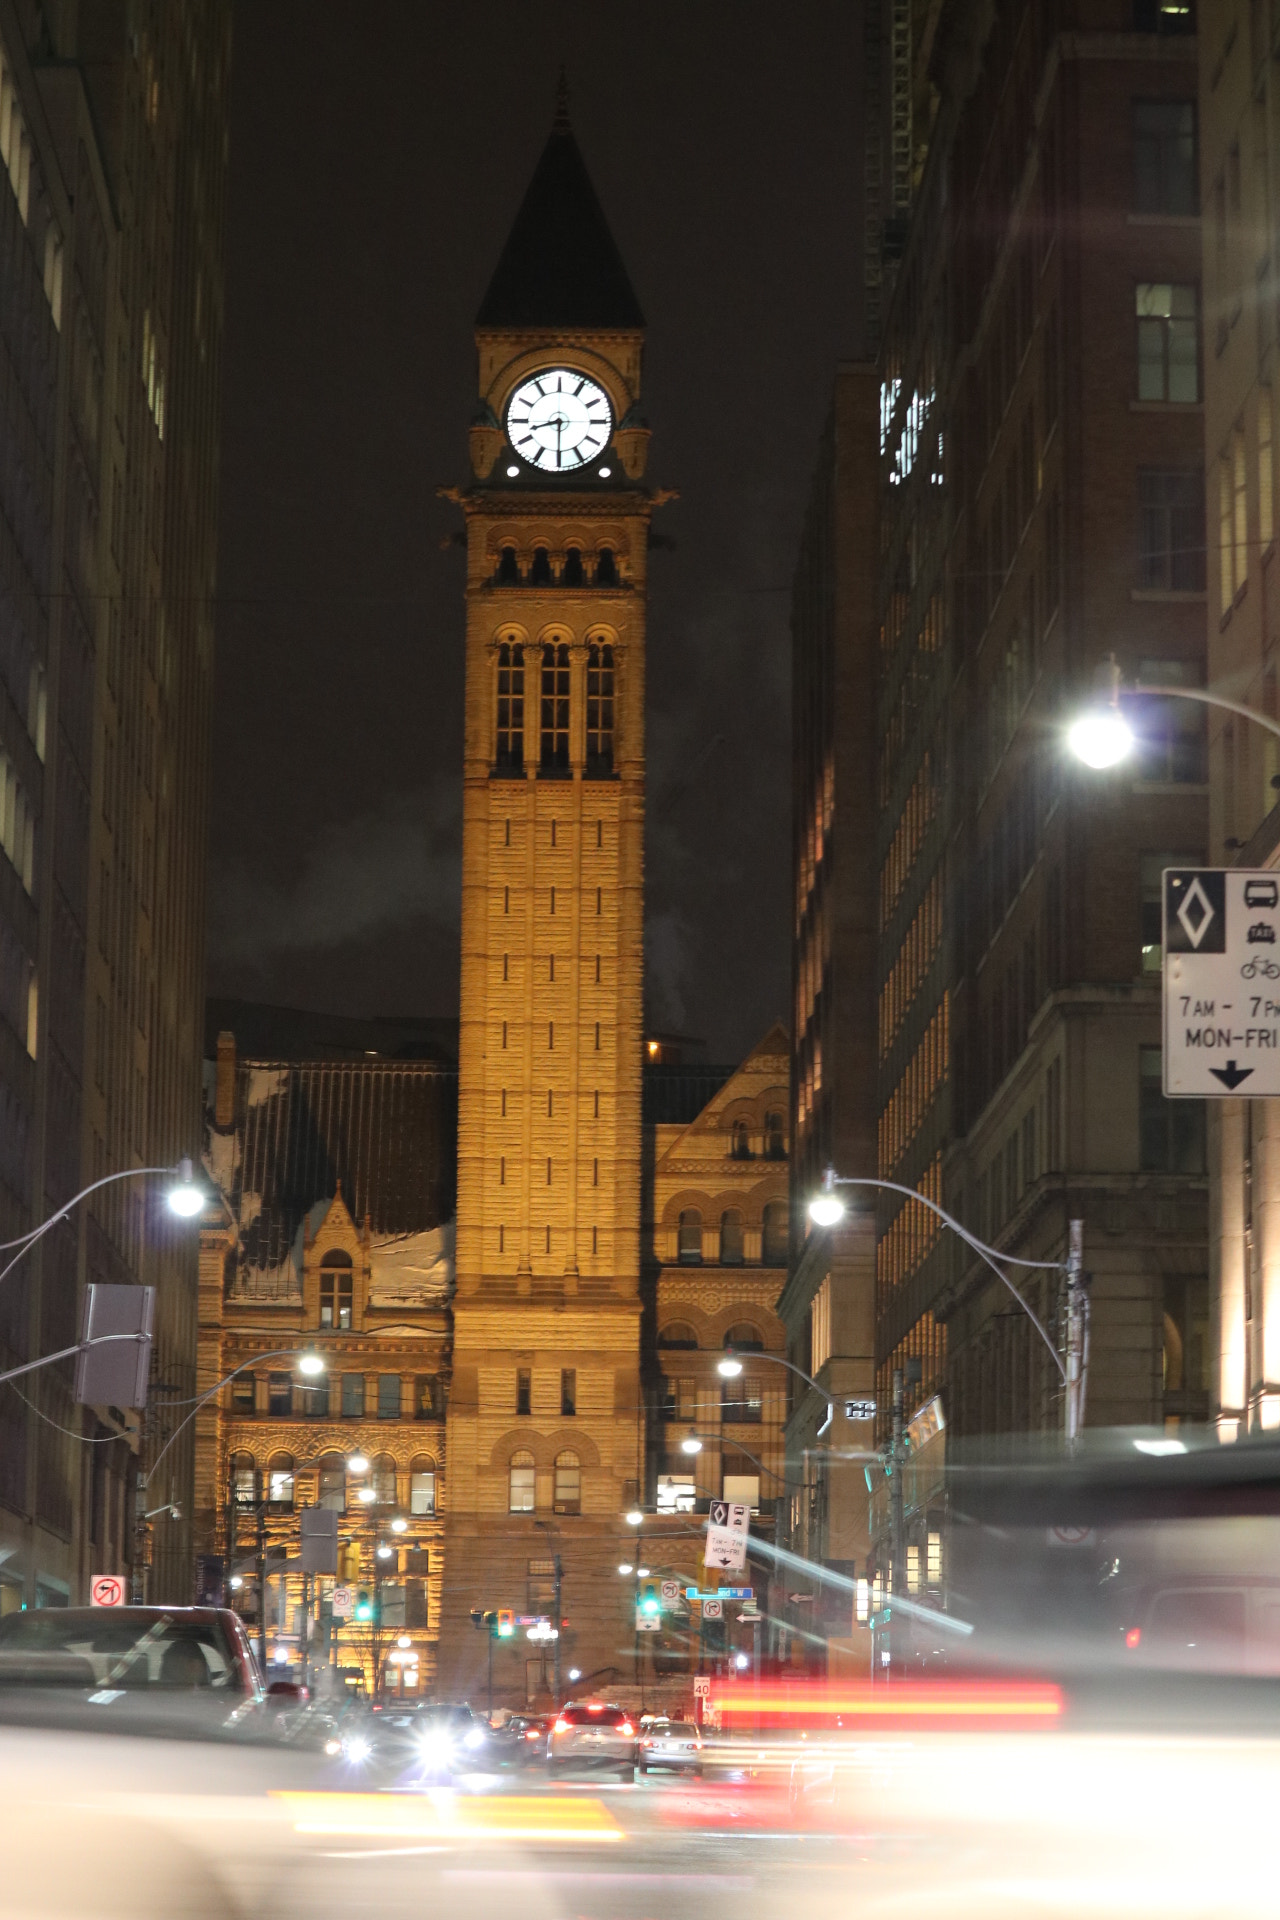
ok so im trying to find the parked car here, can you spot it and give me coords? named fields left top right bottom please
left=638, top=1717, right=703, bottom=1773
left=547, top=1700, right=637, bottom=1780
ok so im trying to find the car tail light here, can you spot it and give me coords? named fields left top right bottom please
left=1125, top=1627, right=1142, bottom=1649
left=554, top=1717, right=569, bottom=1733
left=525, top=1729, right=540, bottom=1740
left=619, top=1721, right=634, bottom=1737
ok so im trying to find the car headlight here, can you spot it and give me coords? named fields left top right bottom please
left=342, top=1734, right=371, bottom=1764
left=324, top=1738, right=341, bottom=1756
left=463, top=1726, right=486, bottom=1750
left=418, top=1730, right=453, bottom=1765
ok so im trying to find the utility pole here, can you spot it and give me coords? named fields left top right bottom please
left=889, top=1366, right=905, bottom=1680
left=257, top=1501, right=267, bottom=1675
left=1063, top=1218, right=1088, bottom=1448
left=487, top=1617, right=494, bottom=1720
left=553, top=1553, right=562, bottom=1704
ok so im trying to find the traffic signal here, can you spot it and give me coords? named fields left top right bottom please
left=639, top=1581, right=661, bottom=1617
left=338, top=1542, right=360, bottom=1583
left=354, top=1589, right=374, bottom=1623
left=470, top=1608, right=487, bottom=1631
left=496, top=1608, right=515, bottom=1637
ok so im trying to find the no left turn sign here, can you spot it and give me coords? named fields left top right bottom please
left=90, top=1574, right=125, bottom=1607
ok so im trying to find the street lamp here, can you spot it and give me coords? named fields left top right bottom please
left=807, top=1169, right=1084, bottom=1435
left=680, top=1436, right=703, bottom=1455
left=624, top=1508, right=644, bottom=1525
left=390, top=1516, right=408, bottom=1534
left=618, top=1561, right=634, bottom=1576
left=1067, top=653, right=1280, bottom=769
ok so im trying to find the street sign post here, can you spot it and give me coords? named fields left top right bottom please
left=701, top=1597, right=723, bottom=1620
left=332, top=1584, right=354, bottom=1619
left=1164, top=868, right=1280, bottom=1095
left=90, top=1573, right=125, bottom=1607
left=693, top=1674, right=711, bottom=1697
left=660, top=1579, right=681, bottom=1605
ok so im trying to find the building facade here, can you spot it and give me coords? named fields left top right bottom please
left=1198, top=0, right=1280, bottom=1434
left=0, top=0, right=231, bottom=1614
left=193, top=1020, right=456, bottom=1694
left=864, top=0, right=1210, bottom=1475
left=781, top=366, right=883, bottom=1662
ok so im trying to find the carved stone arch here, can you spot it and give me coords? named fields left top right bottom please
left=488, top=1426, right=598, bottom=1472
left=489, top=620, right=532, bottom=651
left=534, top=620, right=575, bottom=648
left=660, top=1187, right=716, bottom=1229
left=706, top=1303, right=771, bottom=1349
left=656, top=1306, right=714, bottom=1348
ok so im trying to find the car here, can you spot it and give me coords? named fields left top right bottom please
left=506, top=1712, right=553, bottom=1762
left=547, top=1700, right=637, bottom=1780
left=0, top=1604, right=281, bottom=1742
left=365, top=1701, right=495, bottom=1780
left=638, top=1717, right=703, bottom=1773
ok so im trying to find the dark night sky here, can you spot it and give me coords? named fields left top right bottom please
left=208, top=3, right=861, bottom=1065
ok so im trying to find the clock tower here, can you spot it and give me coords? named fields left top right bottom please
left=437, top=94, right=653, bottom=1699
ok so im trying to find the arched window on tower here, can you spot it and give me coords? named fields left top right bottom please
left=229, top=1452, right=257, bottom=1507
left=678, top=1209, right=703, bottom=1264
left=554, top=1451, right=581, bottom=1515
left=540, top=643, right=570, bottom=772
left=719, top=1209, right=745, bottom=1265
left=496, top=641, right=524, bottom=772
left=530, top=545, right=552, bottom=585
left=586, top=642, right=614, bottom=776
left=509, top=1451, right=536, bottom=1513
left=731, top=1120, right=751, bottom=1160
left=762, top=1201, right=790, bottom=1266
left=498, top=545, right=519, bottom=584
left=596, top=546, right=618, bottom=587
left=764, top=1111, right=786, bottom=1160
left=562, top=547, right=584, bottom=587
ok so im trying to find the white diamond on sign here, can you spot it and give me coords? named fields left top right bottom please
left=704, top=1525, right=747, bottom=1573
left=1164, top=868, right=1280, bottom=1097
left=708, top=1500, right=730, bottom=1528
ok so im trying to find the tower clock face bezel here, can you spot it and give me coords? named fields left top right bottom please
left=504, top=369, right=614, bottom=473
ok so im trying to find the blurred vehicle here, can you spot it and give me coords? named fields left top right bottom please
left=366, top=1701, right=496, bottom=1780
left=547, top=1700, right=636, bottom=1779
left=877, top=1430, right=1280, bottom=1728
left=638, top=1718, right=702, bottom=1774
left=0, top=1605, right=286, bottom=1742
left=506, top=1712, right=553, bottom=1762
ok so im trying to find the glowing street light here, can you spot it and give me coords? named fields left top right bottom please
left=346, top=1454, right=369, bottom=1474
left=1067, top=708, right=1134, bottom=769
left=808, top=1190, right=845, bottom=1228
left=618, top=1561, right=634, bottom=1576
left=717, top=1357, right=743, bottom=1378
left=390, top=1516, right=408, bottom=1533
left=357, top=1487, right=377, bottom=1504
left=376, top=1544, right=393, bottom=1560
left=680, top=1436, right=702, bottom=1455
left=297, top=1353, right=325, bottom=1376
left=624, top=1508, right=644, bottom=1525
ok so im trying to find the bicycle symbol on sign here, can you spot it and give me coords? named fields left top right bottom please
left=1241, top=956, right=1280, bottom=979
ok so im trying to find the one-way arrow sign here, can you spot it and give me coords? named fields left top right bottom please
left=1209, top=1059, right=1254, bottom=1091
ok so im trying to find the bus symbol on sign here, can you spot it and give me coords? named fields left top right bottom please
left=90, top=1574, right=125, bottom=1607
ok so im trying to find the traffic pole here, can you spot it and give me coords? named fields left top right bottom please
left=889, top=1367, right=905, bottom=1680
left=1064, top=1218, right=1086, bottom=1448
left=553, top=1554, right=563, bottom=1705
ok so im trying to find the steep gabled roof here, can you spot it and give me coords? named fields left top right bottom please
left=477, top=104, right=645, bottom=332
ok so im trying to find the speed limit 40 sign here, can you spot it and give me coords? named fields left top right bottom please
left=90, top=1574, right=125, bottom=1607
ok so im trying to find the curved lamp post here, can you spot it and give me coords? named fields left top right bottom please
left=1066, top=652, right=1280, bottom=769
left=810, top=1170, right=1087, bottom=1442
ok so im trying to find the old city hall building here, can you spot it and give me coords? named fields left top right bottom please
left=193, top=102, right=790, bottom=1704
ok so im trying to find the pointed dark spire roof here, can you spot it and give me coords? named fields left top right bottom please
left=477, top=96, right=645, bottom=331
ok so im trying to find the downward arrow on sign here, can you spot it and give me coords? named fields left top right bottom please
left=1210, top=1059, right=1254, bottom=1091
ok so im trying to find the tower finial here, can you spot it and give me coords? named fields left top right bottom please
left=554, top=66, right=570, bottom=132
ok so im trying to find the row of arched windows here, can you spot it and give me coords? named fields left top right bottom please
left=495, top=544, right=619, bottom=588
left=229, top=1451, right=437, bottom=1515
left=660, top=1320, right=765, bottom=1351
left=675, top=1204, right=789, bottom=1267
left=509, top=1449, right=581, bottom=1514
left=496, top=640, right=615, bottom=776
left=729, top=1114, right=786, bottom=1160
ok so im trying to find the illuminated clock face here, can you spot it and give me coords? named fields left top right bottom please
left=505, top=370, right=613, bottom=472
